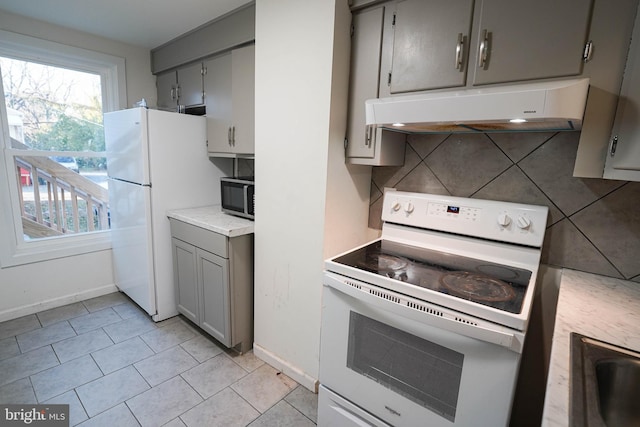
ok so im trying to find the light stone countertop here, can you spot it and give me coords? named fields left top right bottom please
left=541, top=269, right=640, bottom=426
left=166, top=205, right=254, bottom=237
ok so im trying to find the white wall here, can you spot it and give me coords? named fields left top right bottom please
left=0, top=11, right=156, bottom=320
left=253, top=0, right=372, bottom=390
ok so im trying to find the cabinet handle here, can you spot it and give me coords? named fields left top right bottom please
left=610, top=135, right=618, bottom=157
left=478, top=29, right=489, bottom=68
left=170, top=88, right=175, bottom=101
left=228, top=127, right=232, bottom=146
left=583, top=40, right=594, bottom=63
left=366, top=126, right=374, bottom=147
left=232, top=126, right=236, bottom=146
left=455, top=33, right=465, bottom=70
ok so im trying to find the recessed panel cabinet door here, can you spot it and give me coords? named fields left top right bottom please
left=204, top=52, right=233, bottom=154
left=390, top=0, right=474, bottom=93
left=177, top=63, right=204, bottom=107
left=156, top=71, right=177, bottom=111
left=198, top=249, right=231, bottom=346
left=230, top=44, right=255, bottom=155
left=472, top=0, right=594, bottom=86
left=172, top=238, right=198, bottom=324
left=346, top=5, right=385, bottom=159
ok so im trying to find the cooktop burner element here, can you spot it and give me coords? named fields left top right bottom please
left=439, top=272, right=516, bottom=302
left=360, top=253, right=409, bottom=271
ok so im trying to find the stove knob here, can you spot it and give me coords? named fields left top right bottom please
left=404, top=202, right=415, bottom=214
left=497, top=212, right=511, bottom=227
left=516, top=216, right=531, bottom=230
left=391, top=201, right=401, bottom=211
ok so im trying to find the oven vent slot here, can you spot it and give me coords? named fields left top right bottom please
left=369, top=288, right=401, bottom=304
left=345, top=280, right=362, bottom=290
left=455, top=317, right=478, bottom=326
left=406, top=301, right=443, bottom=317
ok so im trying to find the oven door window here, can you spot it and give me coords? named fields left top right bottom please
left=347, top=311, right=463, bottom=422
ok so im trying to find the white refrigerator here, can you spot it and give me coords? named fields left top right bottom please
left=105, top=107, right=226, bottom=321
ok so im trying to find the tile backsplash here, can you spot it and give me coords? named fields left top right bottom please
left=369, top=131, right=640, bottom=282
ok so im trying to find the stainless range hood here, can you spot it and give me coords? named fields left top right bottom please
left=365, top=78, right=590, bottom=134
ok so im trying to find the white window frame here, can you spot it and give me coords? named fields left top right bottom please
left=0, top=30, right=126, bottom=267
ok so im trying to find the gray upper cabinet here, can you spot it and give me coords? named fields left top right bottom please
left=156, top=63, right=205, bottom=111
left=472, top=0, right=594, bottom=86
left=346, top=4, right=406, bottom=165
left=156, top=71, right=177, bottom=111
left=205, top=44, right=255, bottom=157
left=177, top=63, right=205, bottom=108
left=384, top=0, right=594, bottom=94
left=390, top=0, right=474, bottom=93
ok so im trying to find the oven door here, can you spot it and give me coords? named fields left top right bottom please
left=319, top=272, right=522, bottom=427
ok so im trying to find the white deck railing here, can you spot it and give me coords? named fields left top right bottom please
left=12, top=140, right=109, bottom=239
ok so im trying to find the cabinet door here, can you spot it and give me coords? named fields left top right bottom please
left=346, top=5, right=385, bottom=159
left=472, top=0, right=593, bottom=86
left=198, top=249, right=231, bottom=346
left=230, top=44, right=255, bottom=155
left=177, top=63, right=204, bottom=107
left=390, top=0, right=474, bottom=93
left=172, top=238, right=199, bottom=324
left=204, top=52, right=233, bottom=154
left=604, top=6, right=640, bottom=181
left=156, top=71, right=177, bottom=111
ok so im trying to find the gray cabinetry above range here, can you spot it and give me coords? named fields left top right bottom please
left=345, top=4, right=405, bottom=165
left=389, top=0, right=474, bottom=93
left=385, top=0, right=594, bottom=94
left=469, top=0, right=593, bottom=86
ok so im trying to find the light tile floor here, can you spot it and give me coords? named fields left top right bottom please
left=0, top=292, right=318, bottom=426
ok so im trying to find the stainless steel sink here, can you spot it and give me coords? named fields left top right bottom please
left=570, top=333, right=640, bottom=427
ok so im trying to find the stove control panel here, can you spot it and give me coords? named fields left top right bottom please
left=382, top=190, right=549, bottom=247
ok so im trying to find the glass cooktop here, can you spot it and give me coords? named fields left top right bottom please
left=332, top=240, right=532, bottom=314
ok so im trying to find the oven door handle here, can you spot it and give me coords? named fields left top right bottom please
left=324, top=273, right=523, bottom=353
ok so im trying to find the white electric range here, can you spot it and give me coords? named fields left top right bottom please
left=318, top=190, right=549, bottom=427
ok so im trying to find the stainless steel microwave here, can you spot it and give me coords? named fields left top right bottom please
left=221, top=177, right=254, bottom=220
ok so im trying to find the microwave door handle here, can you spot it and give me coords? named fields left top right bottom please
left=243, top=185, right=249, bottom=215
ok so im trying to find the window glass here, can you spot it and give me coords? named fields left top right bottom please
left=1, top=56, right=109, bottom=242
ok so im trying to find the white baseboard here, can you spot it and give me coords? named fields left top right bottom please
left=0, top=284, right=118, bottom=322
left=253, top=343, right=319, bottom=393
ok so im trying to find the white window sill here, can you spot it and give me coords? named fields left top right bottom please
left=1, top=230, right=112, bottom=268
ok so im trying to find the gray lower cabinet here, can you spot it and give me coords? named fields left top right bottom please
left=169, top=219, right=253, bottom=353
